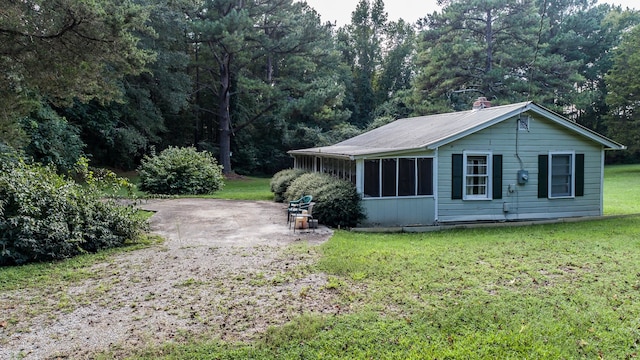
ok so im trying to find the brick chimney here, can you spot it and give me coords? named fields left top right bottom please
left=473, top=97, right=491, bottom=109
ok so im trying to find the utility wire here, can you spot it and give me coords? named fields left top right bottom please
left=528, top=0, right=548, bottom=101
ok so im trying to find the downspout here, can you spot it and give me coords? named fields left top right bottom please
left=434, top=147, right=439, bottom=224
left=512, top=112, right=529, bottom=220
left=600, top=147, right=605, bottom=216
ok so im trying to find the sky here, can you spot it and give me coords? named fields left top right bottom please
left=302, top=0, right=639, bottom=27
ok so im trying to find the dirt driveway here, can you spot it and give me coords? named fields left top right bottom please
left=144, top=198, right=332, bottom=247
left=0, top=199, right=336, bottom=359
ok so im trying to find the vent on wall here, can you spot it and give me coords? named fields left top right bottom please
left=518, top=116, right=530, bottom=131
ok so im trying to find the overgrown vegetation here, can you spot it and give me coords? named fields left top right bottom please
left=138, top=146, right=224, bottom=195
left=283, top=172, right=365, bottom=228
left=0, top=157, right=147, bottom=266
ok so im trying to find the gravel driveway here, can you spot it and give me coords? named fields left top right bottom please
left=0, top=199, right=336, bottom=359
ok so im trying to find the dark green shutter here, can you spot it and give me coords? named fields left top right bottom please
left=452, top=154, right=463, bottom=199
left=575, top=154, right=584, bottom=197
left=538, top=155, right=548, bottom=198
left=493, top=155, right=502, bottom=199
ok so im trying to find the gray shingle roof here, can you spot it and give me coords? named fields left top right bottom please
left=288, top=101, right=624, bottom=159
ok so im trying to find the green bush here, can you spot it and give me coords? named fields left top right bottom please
left=286, top=172, right=365, bottom=228
left=284, top=172, right=333, bottom=201
left=313, top=180, right=366, bottom=228
left=270, top=168, right=306, bottom=202
left=0, top=160, right=147, bottom=266
left=138, top=146, right=224, bottom=195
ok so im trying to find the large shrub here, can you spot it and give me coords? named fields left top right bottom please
left=270, top=168, right=306, bottom=202
left=0, top=160, right=147, bottom=266
left=284, top=172, right=333, bottom=201
left=138, top=146, right=224, bottom=195
left=286, top=172, right=365, bottom=228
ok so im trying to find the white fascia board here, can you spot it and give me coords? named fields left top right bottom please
left=525, top=103, right=626, bottom=150
left=425, top=106, right=528, bottom=150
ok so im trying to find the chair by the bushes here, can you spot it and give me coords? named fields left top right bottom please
left=287, top=195, right=313, bottom=224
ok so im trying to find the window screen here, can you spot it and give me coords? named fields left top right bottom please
left=364, top=159, right=380, bottom=197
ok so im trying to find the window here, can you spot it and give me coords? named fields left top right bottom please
left=363, top=157, right=434, bottom=198
left=382, top=159, right=397, bottom=197
left=452, top=153, right=502, bottom=200
left=464, top=153, right=491, bottom=200
left=364, top=159, right=380, bottom=197
left=417, top=158, right=434, bottom=196
left=550, top=153, right=574, bottom=198
left=538, top=153, right=584, bottom=199
left=398, top=158, right=416, bottom=196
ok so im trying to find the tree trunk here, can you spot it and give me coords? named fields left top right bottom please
left=218, top=52, right=232, bottom=174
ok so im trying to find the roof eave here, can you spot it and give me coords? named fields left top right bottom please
left=426, top=103, right=531, bottom=149
left=287, top=149, right=354, bottom=160
left=525, top=103, right=626, bottom=150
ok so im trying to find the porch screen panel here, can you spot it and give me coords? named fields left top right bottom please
left=417, top=158, right=434, bottom=196
left=398, top=158, right=416, bottom=196
left=364, top=159, right=380, bottom=197
left=382, top=159, right=397, bottom=197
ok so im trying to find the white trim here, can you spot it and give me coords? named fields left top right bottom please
left=362, top=195, right=436, bottom=201
left=438, top=210, right=601, bottom=223
left=289, top=102, right=624, bottom=160
left=434, top=148, right=439, bottom=222
left=600, top=149, right=605, bottom=216
left=525, top=104, right=625, bottom=150
left=362, top=156, right=435, bottom=199
left=463, top=151, right=493, bottom=200
left=548, top=151, right=575, bottom=199
left=356, top=159, right=364, bottom=194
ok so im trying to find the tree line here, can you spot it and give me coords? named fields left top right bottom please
left=2, top=0, right=640, bottom=175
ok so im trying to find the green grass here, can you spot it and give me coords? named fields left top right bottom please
left=7, top=165, right=640, bottom=359
left=129, top=164, right=640, bottom=359
left=114, top=172, right=273, bottom=201
left=604, top=163, right=640, bottom=215
left=0, top=234, right=161, bottom=292
left=209, top=176, right=273, bottom=201
left=134, top=217, right=640, bottom=359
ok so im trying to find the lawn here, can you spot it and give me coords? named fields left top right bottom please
left=209, top=176, right=273, bottom=201
left=129, top=165, right=640, bottom=359
left=4, top=165, right=640, bottom=359
left=113, top=173, right=274, bottom=201
left=604, top=164, right=640, bottom=215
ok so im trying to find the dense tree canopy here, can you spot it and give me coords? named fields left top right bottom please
left=0, top=0, right=154, bottom=151
left=1, top=0, right=639, bottom=172
left=605, top=24, right=640, bottom=161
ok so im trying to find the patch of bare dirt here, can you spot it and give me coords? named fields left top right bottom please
left=0, top=199, right=337, bottom=359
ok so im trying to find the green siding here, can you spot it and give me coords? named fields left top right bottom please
left=437, top=113, right=604, bottom=223
left=361, top=197, right=436, bottom=226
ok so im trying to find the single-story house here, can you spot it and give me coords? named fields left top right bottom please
left=288, top=100, right=625, bottom=226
